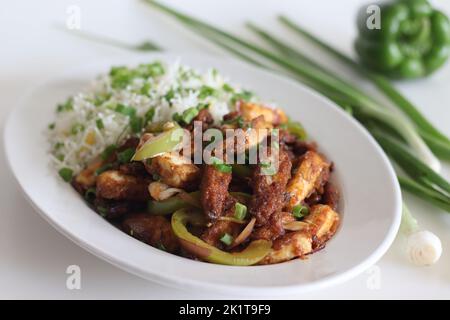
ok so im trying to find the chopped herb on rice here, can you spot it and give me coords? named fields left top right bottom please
left=47, top=60, right=260, bottom=175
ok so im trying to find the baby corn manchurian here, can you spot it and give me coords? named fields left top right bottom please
left=260, top=204, right=340, bottom=264
left=285, top=151, right=330, bottom=211
left=201, top=196, right=243, bottom=248
left=122, top=214, right=179, bottom=253
left=249, top=147, right=292, bottom=227
left=200, top=165, right=232, bottom=220
left=69, top=95, right=340, bottom=265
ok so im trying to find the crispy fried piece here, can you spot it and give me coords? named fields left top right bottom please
left=200, top=165, right=232, bottom=219
left=186, top=108, right=214, bottom=131
left=259, top=204, right=339, bottom=264
left=238, top=101, right=288, bottom=125
left=322, top=182, right=340, bottom=211
left=201, top=196, right=243, bottom=248
left=122, top=214, right=179, bottom=253
left=285, top=151, right=330, bottom=211
left=119, top=162, right=148, bottom=177
left=147, top=153, right=200, bottom=189
left=73, top=157, right=104, bottom=191
left=251, top=211, right=295, bottom=241
left=249, top=148, right=292, bottom=226
left=93, top=197, right=145, bottom=219
left=96, top=170, right=150, bottom=201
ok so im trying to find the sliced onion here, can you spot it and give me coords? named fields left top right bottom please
left=148, top=181, right=182, bottom=201
left=283, top=220, right=310, bottom=231
left=218, top=216, right=248, bottom=224
left=230, top=217, right=256, bottom=248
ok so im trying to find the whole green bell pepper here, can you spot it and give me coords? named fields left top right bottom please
left=355, top=0, right=450, bottom=79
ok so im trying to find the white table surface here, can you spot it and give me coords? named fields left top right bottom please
left=1, top=0, right=450, bottom=299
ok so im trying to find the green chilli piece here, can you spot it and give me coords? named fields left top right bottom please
left=171, top=209, right=272, bottom=265
left=355, top=0, right=450, bottom=79
left=132, top=124, right=184, bottom=161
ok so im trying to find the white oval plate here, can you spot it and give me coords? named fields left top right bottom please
left=4, top=53, right=401, bottom=296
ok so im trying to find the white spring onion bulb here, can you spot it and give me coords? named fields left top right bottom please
left=406, top=231, right=442, bottom=266
left=401, top=203, right=442, bottom=266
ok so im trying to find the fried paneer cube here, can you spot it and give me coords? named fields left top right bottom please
left=122, top=214, right=179, bottom=253
left=259, top=204, right=339, bottom=264
left=147, top=153, right=200, bottom=189
left=238, top=101, right=288, bottom=125
left=96, top=170, right=150, bottom=201
left=285, top=151, right=330, bottom=211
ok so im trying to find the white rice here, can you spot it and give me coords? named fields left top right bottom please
left=47, top=60, right=258, bottom=174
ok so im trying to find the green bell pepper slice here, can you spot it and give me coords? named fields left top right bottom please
left=355, top=0, right=450, bottom=79
left=171, top=209, right=272, bottom=265
left=148, top=191, right=251, bottom=215
left=132, top=123, right=184, bottom=161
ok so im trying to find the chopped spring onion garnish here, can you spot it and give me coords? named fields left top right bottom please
left=84, top=188, right=96, bottom=202
left=234, top=202, right=248, bottom=220
left=101, top=144, right=117, bottom=161
left=97, top=206, right=108, bottom=217
left=292, top=205, right=309, bottom=219
left=130, top=116, right=143, bottom=133
left=58, top=167, right=73, bottom=182
left=115, top=104, right=136, bottom=117
left=219, top=233, right=234, bottom=246
left=157, top=243, right=167, bottom=251
left=71, top=123, right=85, bottom=135
left=117, top=148, right=135, bottom=164
left=210, top=157, right=232, bottom=173
left=173, top=106, right=199, bottom=124
left=96, top=119, right=104, bottom=130
left=95, top=163, right=113, bottom=176
left=286, top=120, right=307, bottom=140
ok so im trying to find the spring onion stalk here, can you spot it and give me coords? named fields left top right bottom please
left=398, top=176, right=450, bottom=212
left=242, top=23, right=441, bottom=172
left=60, top=25, right=162, bottom=51
left=401, top=203, right=442, bottom=266
left=145, top=0, right=441, bottom=173
left=278, top=15, right=450, bottom=148
left=371, top=130, right=450, bottom=196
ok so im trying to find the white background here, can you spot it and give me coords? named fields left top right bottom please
left=1, top=0, right=450, bottom=299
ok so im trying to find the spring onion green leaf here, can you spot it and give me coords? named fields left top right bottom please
left=115, top=104, right=136, bottom=117
left=234, top=203, right=247, bottom=220
left=210, top=156, right=232, bottom=173
left=58, top=167, right=73, bottom=182
left=84, top=187, right=96, bottom=202
left=130, top=116, right=143, bottom=133
left=95, top=163, right=113, bottom=176
left=96, top=119, right=104, bottom=130
left=117, top=148, right=135, bottom=164
left=101, top=144, right=117, bottom=160
left=292, top=205, right=309, bottom=219
left=220, top=233, right=234, bottom=246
